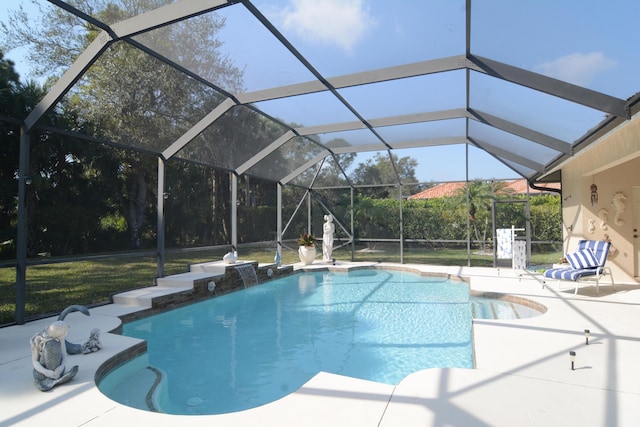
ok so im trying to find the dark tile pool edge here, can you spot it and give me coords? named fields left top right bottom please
left=94, top=340, right=147, bottom=386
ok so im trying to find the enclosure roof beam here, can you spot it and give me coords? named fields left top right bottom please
left=236, top=130, right=296, bottom=175
left=330, top=143, right=388, bottom=154
left=25, top=0, right=236, bottom=134
left=237, top=55, right=473, bottom=104
left=386, top=149, right=403, bottom=186
left=162, top=97, right=236, bottom=160
left=389, top=136, right=467, bottom=150
left=24, top=34, right=112, bottom=133
left=295, top=109, right=468, bottom=137
left=469, top=137, right=545, bottom=172
left=296, top=121, right=367, bottom=136
left=241, top=0, right=393, bottom=152
left=280, top=152, right=329, bottom=185
left=370, top=108, right=469, bottom=128
left=292, top=105, right=567, bottom=159
left=468, top=108, right=570, bottom=154
left=110, top=0, right=233, bottom=38
left=48, top=0, right=114, bottom=35
left=330, top=153, right=354, bottom=187
left=327, top=137, right=466, bottom=155
left=468, top=54, right=628, bottom=118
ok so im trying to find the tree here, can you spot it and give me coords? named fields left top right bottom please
left=2, top=0, right=246, bottom=249
left=351, top=152, right=419, bottom=198
left=311, top=138, right=356, bottom=188
left=0, top=52, right=22, bottom=258
left=452, top=180, right=509, bottom=251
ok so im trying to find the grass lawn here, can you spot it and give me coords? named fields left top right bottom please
left=0, top=245, right=561, bottom=325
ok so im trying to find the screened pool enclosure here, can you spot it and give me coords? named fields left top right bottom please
left=5, top=0, right=640, bottom=323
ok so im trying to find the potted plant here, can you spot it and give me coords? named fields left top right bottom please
left=297, top=233, right=316, bottom=265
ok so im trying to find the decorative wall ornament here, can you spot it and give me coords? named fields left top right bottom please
left=587, top=218, right=596, bottom=234
left=603, top=234, right=618, bottom=258
left=598, top=208, right=609, bottom=230
left=611, top=192, right=627, bottom=225
left=590, top=183, right=598, bottom=206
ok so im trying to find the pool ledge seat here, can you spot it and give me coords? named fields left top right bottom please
left=113, top=272, right=222, bottom=307
left=543, top=240, right=614, bottom=296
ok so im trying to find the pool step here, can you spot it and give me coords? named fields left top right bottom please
left=112, top=261, right=277, bottom=309
left=157, top=271, right=222, bottom=287
left=113, top=272, right=222, bottom=308
left=99, top=355, right=164, bottom=412
left=113, top=286, right=191, bottom=308
left=189, top=260, right=256, bottom=274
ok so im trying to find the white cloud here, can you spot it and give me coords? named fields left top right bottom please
left=278, top=0, right=374, bottom=52
left=535, top=52, right=615, bottom=86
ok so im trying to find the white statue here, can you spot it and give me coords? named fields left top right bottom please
left=322, top=214, right=335, bottom=263
left=223, top=246, right=238, bottom=264
left=223, top=251, right=237, bottom=264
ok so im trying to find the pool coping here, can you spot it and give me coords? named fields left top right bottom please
left=2, top=262, right=640, bottom=426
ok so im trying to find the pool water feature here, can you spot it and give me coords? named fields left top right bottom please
left=235, top=264, right=258, bottom=288
left=99, top=269, right=540, bottom=415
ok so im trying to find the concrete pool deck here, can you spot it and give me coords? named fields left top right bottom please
left=2, top=262, right=640, bottom=426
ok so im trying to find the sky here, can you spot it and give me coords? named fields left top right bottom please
left=2, top=0, right=639, bottom=184
left=0, top=1, right=37, bottom=81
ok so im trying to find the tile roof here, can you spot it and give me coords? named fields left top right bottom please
left=408, top=179, right=560, bottom=200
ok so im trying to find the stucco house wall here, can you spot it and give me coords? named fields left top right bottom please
left=558, top=112, right=640, bottom=283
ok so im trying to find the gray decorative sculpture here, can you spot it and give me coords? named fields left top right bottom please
left=81, top=328, right=102, bottom=354
left=30, top=305, right=102, bottom=391
left=322, top=214, right=335, bottom=263
left=30, top=321, right=78, bottom=391
left=58, top=304, right=91, bottom=354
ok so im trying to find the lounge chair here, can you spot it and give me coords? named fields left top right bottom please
left=543, top=240, right=614, bottom=296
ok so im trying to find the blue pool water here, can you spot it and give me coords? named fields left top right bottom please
left=99, top=269, right=537, bottom=415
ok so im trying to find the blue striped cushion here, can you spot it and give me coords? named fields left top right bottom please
left=566, top=248, right=599, bottom=269
left=578, top=240, right=610, bottom=266
left=544, top=267, right=602, bottom=281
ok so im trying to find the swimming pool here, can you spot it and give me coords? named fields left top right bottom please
left=99, top=269, right=540, bottom=415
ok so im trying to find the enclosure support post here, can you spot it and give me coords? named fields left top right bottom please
left=231, top=173, right=238, bottom=252
left=465, top=145, right=471, bottom=267
left=399, top=185, right=404, bottom=264
left=491, top=180, right=497, bottom=268
left=15, top=128, right=30, bottom=324
left=156, top=157, right=166, bottom=279
left=307, top=191, right=312, bottom=234
left=526, top=194, right=532, bottom=265
left=351, top=187, right=355, bottom=261
left=276, top=182, right=282, bottom=263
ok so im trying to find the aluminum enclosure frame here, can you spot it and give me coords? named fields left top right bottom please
left=11, top=0, right=638, bottom=323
